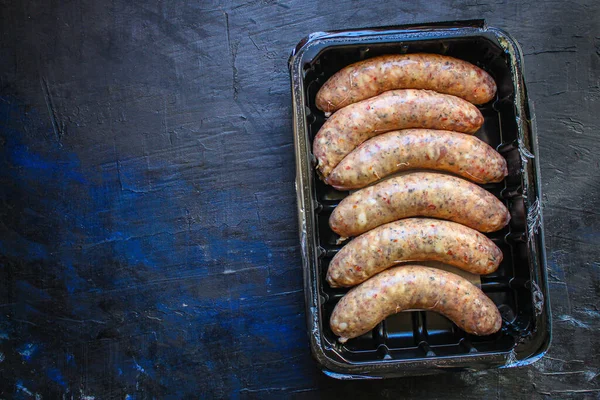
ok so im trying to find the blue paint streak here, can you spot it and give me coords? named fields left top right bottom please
left=64, top=261, right=87, bottom=295
left=47, top=368, right=67, bottom=388
left=15, top=380, right=34, bottom=399
left=16, top=343, right=38, bottom=362
left=132, top=357, right=154, bottom=378
left=0, top=96, right=310, bottom=396
left=8, top=143, right=86, bottom=184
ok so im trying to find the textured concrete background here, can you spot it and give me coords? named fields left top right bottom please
left=0, top=0, right=599, bottom=398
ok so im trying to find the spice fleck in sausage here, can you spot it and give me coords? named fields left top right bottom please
left=327, top=218, right=503, bottom=288
left=316, top=53, right=497, bottom=114
left=313, top=90, right=484, bottom=178
left=329, top=172, right=510, bottom=237
left=326, top=129, right=507, bottom=190
left=330, top=265, right=502, bottom=343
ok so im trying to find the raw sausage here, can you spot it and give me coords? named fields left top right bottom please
left=327, top=218, right=503, bottom=288
left=330, top=265, right=502, bottom=343
left=326, top=129, right=507, bottom=190
left=316, top=53, right=497, bottom=113
left=329, top=172, right=510, bottom=237
left=313, top=90, right=484, bottom=178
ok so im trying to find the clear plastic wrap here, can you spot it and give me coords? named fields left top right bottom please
left=289, top=20, right=550, bottom=378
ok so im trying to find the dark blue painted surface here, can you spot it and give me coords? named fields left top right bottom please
left=0, top=94, right=311, bottom=397
left=1, top=0, right=599, bottom=398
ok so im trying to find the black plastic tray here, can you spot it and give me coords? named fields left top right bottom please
left=289, top=20, right=550, bottom=379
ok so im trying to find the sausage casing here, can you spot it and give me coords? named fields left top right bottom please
left=329, top=172, right=510, bottom=237
left=326, top=129, right=507, bottom=190
left=330, top=265, right=502, bottom=343
left=313, top=90, right=484, bottom=178
left=327, top=218, right=503, bottom=288
left=316, top=53, right=497, bottom=113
